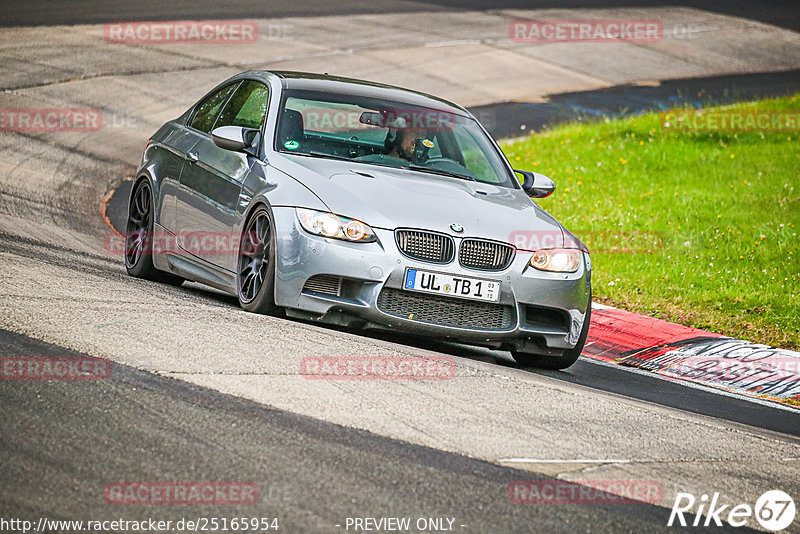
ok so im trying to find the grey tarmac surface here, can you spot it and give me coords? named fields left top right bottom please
left=1, top=0, right=799, bottom=34
left=1, top=216, right=798, bottom=532
left=1, top=2, right=799, bottom=533
left=473, top=69, right=800, bottom=138
left=1, top=329, right=726, bottom=534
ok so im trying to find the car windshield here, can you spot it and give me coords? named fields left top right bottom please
left=274, top=89, right=516, bottom=188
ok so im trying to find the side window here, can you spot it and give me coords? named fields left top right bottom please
left=190, top=83, right=238, bottom=133
left=214, top=81, right=270, bottom=130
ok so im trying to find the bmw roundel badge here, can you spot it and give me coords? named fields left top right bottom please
left=450, top=223, right=464, bottom=233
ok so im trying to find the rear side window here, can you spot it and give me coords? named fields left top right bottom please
left=189, top=83, right=238, bottom=133
left=215, top=81, right=270, bottom=130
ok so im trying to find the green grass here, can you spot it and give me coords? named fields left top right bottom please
left=501, top=95, right=800, bottom=349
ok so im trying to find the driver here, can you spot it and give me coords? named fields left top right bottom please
left=387, top=127, right=426, bottom=161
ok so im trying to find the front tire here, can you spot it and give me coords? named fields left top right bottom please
left=511, top=297, right=592, bottom=370
left=124, top=179, right=184, bottom=286
left=237, top=206, right=278, bottom=315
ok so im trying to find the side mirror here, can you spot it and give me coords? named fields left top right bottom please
left=211, top=126, right=259, bottom=155
left=515, top=170, right=555, bottom=198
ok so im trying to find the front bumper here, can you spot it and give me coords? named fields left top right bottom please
left=272, top=207, right=591, bottom=354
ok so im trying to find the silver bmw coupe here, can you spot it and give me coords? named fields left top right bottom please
left=125, top=71, right=591, bottom=369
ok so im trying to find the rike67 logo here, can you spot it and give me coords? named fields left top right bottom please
left=669, top=490, right=795, bottom=531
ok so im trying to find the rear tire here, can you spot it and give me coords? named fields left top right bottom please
left=511, top=297, right=592, bottom=370
left=236, top=206, right=279, bottom=315
left=124, top=179, right=184, bottom=286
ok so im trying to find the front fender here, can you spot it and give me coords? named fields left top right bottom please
left=236, top=163, right=329, bottom=239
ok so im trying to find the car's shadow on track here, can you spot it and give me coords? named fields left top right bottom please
left=179, top=281, right=241, bottom=307
left=357, top=329, right=520, bottom=368
left=175, top=282, right=800, bottom=435
left=180, top=283, right=512, bottom=364
left=179, top=281, right=555, bottom=374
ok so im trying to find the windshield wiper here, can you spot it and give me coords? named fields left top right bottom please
left=406, top=164, right=476, bottom=182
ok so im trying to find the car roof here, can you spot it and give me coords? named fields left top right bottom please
left=252, top=70, right=470, bottom=116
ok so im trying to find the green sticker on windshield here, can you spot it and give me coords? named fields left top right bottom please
left=284, top=140, right=299, bottom=150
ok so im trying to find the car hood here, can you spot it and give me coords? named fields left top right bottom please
left=272, top=155, right=568, bottom=248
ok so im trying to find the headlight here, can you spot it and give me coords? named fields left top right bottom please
left=296, top=208, right=377, bottom=243
left=529, top=249, right=582, bottom=272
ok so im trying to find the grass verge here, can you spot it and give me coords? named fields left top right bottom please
left=501, top=95, right=799, bottom=349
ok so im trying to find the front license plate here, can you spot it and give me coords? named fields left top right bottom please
left=403, top=268, right=500, bottom=303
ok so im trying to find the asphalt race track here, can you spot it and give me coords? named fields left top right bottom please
left=1, top=1, right=799, bottom=533
left=3, top=329, right=726, bottom=533
left=1, top=0, right=799, bottom=33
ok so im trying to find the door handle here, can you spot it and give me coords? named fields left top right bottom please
left=186, top=151, right=199, bottom=163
